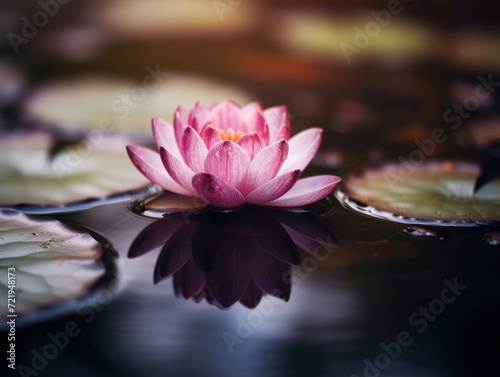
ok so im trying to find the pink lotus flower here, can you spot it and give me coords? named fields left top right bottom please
left=127, top=101, right=341, bottom=208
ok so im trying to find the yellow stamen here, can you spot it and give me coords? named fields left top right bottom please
left=217, top=128, right=245, bottom=142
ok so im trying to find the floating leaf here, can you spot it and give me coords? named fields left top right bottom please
left=0, top=132, right=150, bottom=209
left=340, top=161, right=500, bottom=224
left=0, top=210, right=106, bottom=318
left=92, top=0, right=261, bottom=39
left=22, top=74, right=253, bottom=134
left=275, top=12, right=435, bottom=64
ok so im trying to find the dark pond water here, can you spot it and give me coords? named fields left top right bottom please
left=2, top=1, right=500, bottom=376
left=11, top=193, right=500, bottom=377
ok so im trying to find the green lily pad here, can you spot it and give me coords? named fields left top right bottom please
left=0, top=132, right=150, bottom=210
left=93, top=0, right=262, bottom=38
left=340, top=161, right=500, bottom=225
left=275, top=12, right=435, bottom=64
left=0, top=210, right=105, bottom=319
left=22, top=74, right=253, bottom=134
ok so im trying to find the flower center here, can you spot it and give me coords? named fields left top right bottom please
left=216, top=128, right=245, bottom=142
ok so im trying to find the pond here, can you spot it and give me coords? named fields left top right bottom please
left=1, top=1, right=500, bottom=377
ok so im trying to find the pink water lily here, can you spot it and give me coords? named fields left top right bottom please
left=127, top=101, right=341, bottom=208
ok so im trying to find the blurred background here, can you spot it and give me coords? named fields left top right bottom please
left=1, top=0, right=500, bottom=376
left=1, top=0, right=499, bottom=164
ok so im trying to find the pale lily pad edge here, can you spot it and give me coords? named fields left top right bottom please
left=335, top=189, right=500, bottom=228
left=1, top=184, right=159, bottom=215
left=0, top=229, right=121, bottom=330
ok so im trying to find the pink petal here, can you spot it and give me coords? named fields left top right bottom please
left=181, top=126, right=208, bottom=172
left=264, top=105, right=290, bottom=142
left=243, top=139, right=288, bottom=194
left=204, top=141, right=250, bottom=190
left=246, top=170, right=301, bottom=204
left=265, top=175, right=341, bottom=207
left=275, top=122, right=290, bottom=142
left=200, top=125, right=222, bottom=149
left=207, top=101, right=247, bottom=133
left=192, top=173, right=245, bottom=208
left=243, top=108, right=268, bottom=139
left=241, top=102, right=263, bottom=116
left=237, top=133, right=265, bottom=159
left=152, top=117, right=182, bottom=158
left=126, top=145, right=191, bottom=195
left=279, top=128, right=322, bottom=174
left=173, top=106, right=188, bottom=146
left=261, top=123, right=270, bottom=144
left=187, top=102, right=210, bottom=133
left=160, top=147, right=196, bottom=194
left=174, top=105, right=189, bottom=124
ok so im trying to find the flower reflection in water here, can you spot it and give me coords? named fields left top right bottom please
left=129, top=209, right=337, bottom=309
